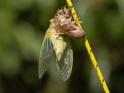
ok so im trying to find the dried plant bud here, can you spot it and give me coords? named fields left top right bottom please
left=53, top=6, right=86, bottom=39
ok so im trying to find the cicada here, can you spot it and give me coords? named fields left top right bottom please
left=39, top=6, right=86, bottom=81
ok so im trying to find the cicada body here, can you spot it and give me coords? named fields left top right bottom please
left=39, top=22, right=73, bottom=81
left=39, top=6, right=86, bottom=81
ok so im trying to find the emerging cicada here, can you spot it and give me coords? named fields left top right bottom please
left=39, top=6, right=86, bottom=81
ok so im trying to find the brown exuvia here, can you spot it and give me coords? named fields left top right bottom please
left=53, top=6, right=86, bottom=39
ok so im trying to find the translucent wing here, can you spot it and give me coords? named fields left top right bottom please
left=39, top=33, right=54, bottom=79
left=56, top=41, right=73, bottom=81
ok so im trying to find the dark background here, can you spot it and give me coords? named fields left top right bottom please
left=0, top=0, right=124, bottom=93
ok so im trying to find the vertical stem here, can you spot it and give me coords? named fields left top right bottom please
left=66, top=0, right=110, bottom=93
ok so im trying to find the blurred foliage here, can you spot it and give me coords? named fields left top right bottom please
left=0, top=0, right=124, bottom=93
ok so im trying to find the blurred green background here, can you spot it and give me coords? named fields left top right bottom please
left=0, top=0, right=124, bottom=93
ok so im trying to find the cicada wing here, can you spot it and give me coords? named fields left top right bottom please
left=39, top=34, right=54, bottom=79
left=56, top=42, right=73, bottom=81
